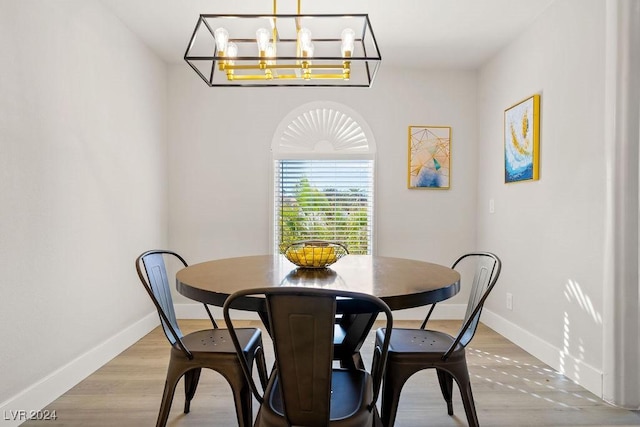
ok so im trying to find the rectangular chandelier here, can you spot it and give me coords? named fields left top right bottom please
left=184, top=11, right=381, bottom=87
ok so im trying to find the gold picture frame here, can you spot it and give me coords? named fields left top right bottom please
left=504, top=94, right=540, bottom=183
left=408, top=125, right=451, bottom=189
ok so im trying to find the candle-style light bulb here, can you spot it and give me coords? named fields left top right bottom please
left=214, top=28, right=229, bottom=53
left=341, top=28, right=355, bottom=45
left=256, top=28, right=270, bottom=53
left=226, top=42, right=238, bottom=58
left=298, top=27, right=312, bottom=47
left=341, top=28, right=355, bottom=57
left=266, top=44, right=275, bottom=57
left=266, top=43, right=276, bottom=65
left=224, top=42, right=238, bottom=80
left=303, top=43, right=314, bottom=58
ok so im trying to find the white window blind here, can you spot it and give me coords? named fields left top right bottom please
left=274, top=159, right=374, bottom=255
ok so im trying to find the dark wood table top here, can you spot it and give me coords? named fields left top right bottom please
left=176, top=254, right=460, bottom=311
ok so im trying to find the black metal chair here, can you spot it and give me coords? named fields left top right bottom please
left=135, top=250, right=268, bottom=427
left=224, top=287, right=394, bottom=427
left=375, top=252, right=502, bottom=427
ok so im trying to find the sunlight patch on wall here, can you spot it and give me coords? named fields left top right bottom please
left=559, top=279, right=603, bottom=383
left=564, top=279, right=603, bottom=324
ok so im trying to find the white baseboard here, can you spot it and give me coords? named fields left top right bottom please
left=481, top=309, right=603, bottom=398
left=175, top=303, right=260, bottom=320
left=175, top=303, right=469, bottom=322
left=0, top=313, right=159, bottom=427
left=391, top=304, right=467, bottom=320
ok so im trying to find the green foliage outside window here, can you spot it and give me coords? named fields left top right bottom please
left=278, top=178, right=371, bottom=255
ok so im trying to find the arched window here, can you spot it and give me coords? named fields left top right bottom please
left=272, top=101, right=376, bottom=254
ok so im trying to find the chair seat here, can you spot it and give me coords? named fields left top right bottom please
left=268, top=369, right=371, bottom=420
left=258, top=369, right=375, bottom=426
left=181, top=328, right=263, bottom=355
left=377, top=328, right=465, bottom=360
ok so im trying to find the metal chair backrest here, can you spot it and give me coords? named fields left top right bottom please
left=135, top=250, right=191, bottom=357
left=224, top=287, right=393, bottom=426
left=444, top=252, right=501, bottom=358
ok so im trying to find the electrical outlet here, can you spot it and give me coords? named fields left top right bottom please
left=506, top=293, right=513, bottom=310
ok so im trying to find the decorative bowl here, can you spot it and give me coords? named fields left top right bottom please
left=283, top=240, right=348, bottom=269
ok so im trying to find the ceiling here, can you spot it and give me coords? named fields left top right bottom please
left=100, top=0, right=555, bottom=69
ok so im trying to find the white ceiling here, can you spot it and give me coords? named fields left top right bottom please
left=100, top=0, right=556, bottom=69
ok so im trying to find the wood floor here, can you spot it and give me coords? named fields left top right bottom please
left=25, top=320, right=640, bottom=427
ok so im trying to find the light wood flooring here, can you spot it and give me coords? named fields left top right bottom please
left=24, top=320, right=640, bottom=427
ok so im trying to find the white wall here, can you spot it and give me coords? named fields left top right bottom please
left=476, top=0, right=606, bottom=395
left=167, top=64, right=478, bottom=308
left=0, top=0, right=167, bottom=416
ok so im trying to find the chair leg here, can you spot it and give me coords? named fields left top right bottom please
left=156, top=367, right=182, bottom=427
left=183, top=368, right=202, bottom=414
left=459, top=381, right=479, bottom=427
left=436, top=368, right=455, bottom=415
left=449, top=361, right=480, bottom=427
left=372, top=406, right=384, bottom=427
left=226, top=368, right=254, bottom=427
left=380, top=365, right=414, bottom=427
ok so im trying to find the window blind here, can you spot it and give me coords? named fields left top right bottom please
left=275, top=159, right=374, bottom=255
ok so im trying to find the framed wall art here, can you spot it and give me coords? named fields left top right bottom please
left=408, top=125, right=451, bottom=189
left=504, top=94, right=540, bottom=183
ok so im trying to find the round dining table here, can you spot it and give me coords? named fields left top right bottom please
left=176, top=254, right=460, bottom=368
left=176, top=254, right=460, bottom=310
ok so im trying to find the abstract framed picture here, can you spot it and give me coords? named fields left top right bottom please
left=504, top=94, right=540, bottom=183
left=408, top=125, right=451, bottom=189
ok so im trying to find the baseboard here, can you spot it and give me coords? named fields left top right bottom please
left=175, top=303, right=468, bottom=321
left=390, top=304, right=467, bottom=320
left=175, top=303, right=261, bottom=320
left=481, top=310, right=603, bottom=398
left=0, top=312, right=159, bottom=427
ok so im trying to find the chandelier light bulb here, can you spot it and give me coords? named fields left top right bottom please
left=214, top=27, right=229, bottom=53
left=341, top=28, right=355, bottom=56
left=341, top=28, right=355, bottom=45
left=298, top=27, right=312, bottom=46
left=266, top=44, right=276, bottom=65
left=341, top=42, right=354, bottom=57
left=303, top=43, right=314, bottom=58
left=266, top=44, right=276, bottom=57
left=226, top=42, right=238, bottom=58
left=256, top=28, right=270, bottom=52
